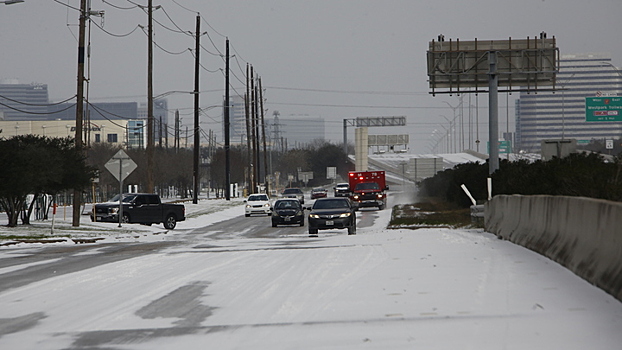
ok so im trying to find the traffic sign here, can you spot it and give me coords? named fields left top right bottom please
left=585, top=97, right=622, bottom=122
left=104, top=150, right=137, bottom=181
left=487, top=140, right=512, bottom=154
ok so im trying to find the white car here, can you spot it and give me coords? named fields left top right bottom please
left=281, top=188, right=305, bottom=204
left=245, top=193, right=272, bottom=217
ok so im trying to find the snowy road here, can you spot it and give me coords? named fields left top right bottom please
left=0, top=197, right=621, bottom=349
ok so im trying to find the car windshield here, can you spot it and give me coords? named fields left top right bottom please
left=313, top=199, right=349, bottom=209
left=275, top=200, right=300, bottom=209
left=248, top=195, right=269, bottom=201
left=283, top=189, right=301, bottom=194
left=355, top=182, right=380, bottom=191
left=312, top=188, right=324, bottom=192
left=109, top=194, right=136, bottom=203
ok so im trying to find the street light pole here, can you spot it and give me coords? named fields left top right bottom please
left=559, top=73, right=577, bottom=140
left=443, top=100, right=462, bottom=152
left=439, top=115, right=453, bottom=153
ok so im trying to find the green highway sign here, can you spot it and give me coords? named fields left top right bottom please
left=585, top=97, right=622, bottom=122
left=498, top=140, right=511, bottom=153
left=487, top=140, right=512, bottom=154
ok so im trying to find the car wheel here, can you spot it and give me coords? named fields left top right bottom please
left=299, top=220, right=304, bottom=227
left=378, top=204, right=385, bottom=210
left=272, top=221, right=277, bottom=228
left=164, top=214, right=177, bottom=229
left=348, top=218, right=356, bottom=235
left=348, top=225, right=356, bottom=235
left=245, top=213, right=250, bottom=217
left=309, top=228, right=318, bottom=237
left=121, top=213, right=130, bottom=224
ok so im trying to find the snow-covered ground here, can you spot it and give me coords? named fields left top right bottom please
left=1, top=197, right=621, bottom=349
left=0, top=198, right=246, bottom=245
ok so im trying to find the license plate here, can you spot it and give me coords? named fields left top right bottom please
left=285, top=217, right=291, bottom=222
left=325, top=220, right=334, bottom=225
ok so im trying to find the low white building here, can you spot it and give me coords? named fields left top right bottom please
left=0, top=119, right=144, bottom=148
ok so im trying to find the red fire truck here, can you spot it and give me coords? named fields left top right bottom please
left=348, top=171, right=389, bottom=210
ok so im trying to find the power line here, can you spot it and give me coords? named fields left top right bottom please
left=101, top=0, right=139, bottom=10
left=0, top=102, right=76, bottom=115
left=91, top=20, right=140, bottom=37
left=0, top=94, right=76, bottom=106
left=265, top=86, right=428, bottom=96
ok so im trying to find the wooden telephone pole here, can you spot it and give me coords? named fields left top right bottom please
left=72, top=0, right=87, bottom=227
left=224, top=38, right=231, bottom=200
left=192, top=14, right=200, bottom=204
left=146, top=0, right=155, bottom=193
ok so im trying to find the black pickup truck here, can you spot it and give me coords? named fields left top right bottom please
left=91, top=193, right=185, bottom=229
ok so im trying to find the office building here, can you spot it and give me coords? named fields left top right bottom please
left=0, top=80, right=49, bottom=121
left=267, top=114, right=325, bottom=150
left=516, top=53, right=622, bottom=153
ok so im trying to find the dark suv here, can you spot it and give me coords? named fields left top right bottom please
left=308, top=198, right=356, bottom=236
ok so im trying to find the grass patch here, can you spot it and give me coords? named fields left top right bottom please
left=389, top=198, right=482, bottom=229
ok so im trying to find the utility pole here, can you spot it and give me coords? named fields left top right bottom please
left=192, top=14, right=200, bottom=204
left=488, top=51, right=500, bottom=174
left=245, top=64, right=252, bottom=195
left=146, top=0, right=155, bottom=193
left=159, top=116, right=163, bottom=148
left=250, top=66, right=258, bottom=193
left=72, top=0, right=87, bottom=227
left=259, top=77, right=268, bottom=194
left=254, top=78, right=261, bottom=190
left=224, top=38, right=231, bottom=200
left=174, top=110, right=180, bottom=152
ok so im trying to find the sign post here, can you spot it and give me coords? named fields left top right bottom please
left=104, top=150, right=137, bottom=227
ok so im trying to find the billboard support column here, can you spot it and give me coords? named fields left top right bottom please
left=488, top=51, right=499, bottom=174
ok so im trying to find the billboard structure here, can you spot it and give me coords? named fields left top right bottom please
left=368, top=134, right=409, bottom=147
left=427, top=33, right=559, bottom=173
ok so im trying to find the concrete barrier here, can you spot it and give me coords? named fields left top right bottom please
left=485, top=195, right=622, bottom=301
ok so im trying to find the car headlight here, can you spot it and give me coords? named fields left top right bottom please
left=111, top=208, right=119, bottom=214
left=377, top=194, right=383, bottom=199
left=264, top=203, right=271, bottom=208
left=339, top=212, right=351, bottom=218
left=309, top=214, right=320, bottom=219
left=353, top=195, right=359, bottom=200
left=245, top=204, right=251, bottom=208
left=296, top=210, right=303, bottom=216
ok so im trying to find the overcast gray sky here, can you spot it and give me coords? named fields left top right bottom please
left=1, top=0, right=621, bottom=152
